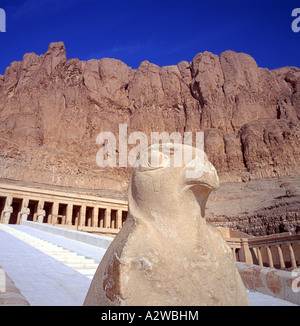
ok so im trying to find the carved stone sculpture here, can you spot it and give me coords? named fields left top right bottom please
left=84, top=143, right=250, bottom=306
left=20, top=198, right=30, bottom=223
left=2, top=196, right=13, bottom=224
left=37, top=201, right=46, bottom=223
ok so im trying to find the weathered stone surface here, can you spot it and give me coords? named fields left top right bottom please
left=84, top=144, right=250, bottom=306
left=236, top=262, right=300, bottom=305
left=0, top=42, right=299, bottom=191
left=206, top=175, right=300, bottom=236
left=266, top=270, right=283, bottom=294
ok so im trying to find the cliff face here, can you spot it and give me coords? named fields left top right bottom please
left=206, top=175, right=300, bottom=236
left=0, top=42, right=299, bottom=191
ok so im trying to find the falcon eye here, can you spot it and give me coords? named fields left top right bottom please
left=148, top=150, right=169, bottom=169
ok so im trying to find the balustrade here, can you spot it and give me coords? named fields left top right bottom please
left=226, top=233, right=300, bottom=270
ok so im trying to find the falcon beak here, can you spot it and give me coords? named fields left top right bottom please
left=182, top=155, right=220, bottom=218
left=182, top=157, right=220, bottom=191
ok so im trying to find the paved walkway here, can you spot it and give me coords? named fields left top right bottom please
left=0, top=224, right=297, bottom=306
left=0, top=224, right=106, bottom=306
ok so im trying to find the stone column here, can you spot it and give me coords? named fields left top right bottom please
left=86, top=208, right=92, bottom=227
left=21, top=208, right=30, bottom=224
left=80, top=205, right=86, bottom=227
left=276, top=245, right=285, bottom=269
left=257, top=247, right=263, bottom=266
left=2, top=197, right=13, bottom=224
left=104, top=208, right=111, bottom=229
left=74, top=207, right=80, bottom=227
left=117, top=209, right=122, bottom=229
left=51, top=201, right=59, bottom=224
left=99, top=208, right=104, bottom=228
left=240, top=239, right=253, bottom=264
left=288, top=243, right=297, bottom=268
left=66, top=203, right=73, bottom=226
left=20, top=198, right=30, bottom=225
left=37, top=201, right=45, bottom=223
left=266, top=246, right=274, bottom=268
left=111, top=211, right=116, bottom=229
left=232, top=248, right=237, bottom=262
left=92, top=207, right=98, bottom=227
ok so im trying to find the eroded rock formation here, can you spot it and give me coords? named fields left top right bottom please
left=206, top=175, right=300, bottom=236
left=0, top=42, right=299, bottom=191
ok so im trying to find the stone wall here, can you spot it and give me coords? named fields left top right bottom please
left=236, top=262, right=300, bottom=305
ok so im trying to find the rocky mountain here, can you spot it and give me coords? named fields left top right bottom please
left=0, top=42, right=299, bottom=195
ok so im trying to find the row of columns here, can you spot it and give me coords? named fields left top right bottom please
left=255, top=243, right=298, bottom=269
left=0, top=196, right=46, bottom=225
left=0, top=195, right=127, bottom=231
left=231, top=238, right=298, bottom=269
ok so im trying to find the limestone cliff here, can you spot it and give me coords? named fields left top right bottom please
left=0, top=42, right=299, bottom=192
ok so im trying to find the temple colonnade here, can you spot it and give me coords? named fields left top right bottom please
left=1, top=180, right=299, bottom=268
left=225, top=232, right=300, bottom=270
left=0, top=181, right=128, bottom=236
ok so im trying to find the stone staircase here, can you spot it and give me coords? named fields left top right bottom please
left=0, top=224, right=98, bottom=280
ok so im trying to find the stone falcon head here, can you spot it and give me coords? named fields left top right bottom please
left=84, top=142, right=250, bottom=306
left=128, top=142, right=220, bottom=222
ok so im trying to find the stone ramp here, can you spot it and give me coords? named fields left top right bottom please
left=0, top=225, right=102, bottom=279
left=0, top=224, right=100, bottom=280
left=0, top=223, right=297, bottom=306
left=23, top=221, right=113, bottom=254
left=0, top=224, right=107, bottom=305
left=0, top=266, right=29, bottom=306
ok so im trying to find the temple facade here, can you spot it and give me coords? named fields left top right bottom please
left=0, top=179, right=299, bottom=270
left=0, top=180, right=128, bottom=236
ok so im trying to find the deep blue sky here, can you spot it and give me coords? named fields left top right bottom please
left=0, top=0, right=299, bottom=75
